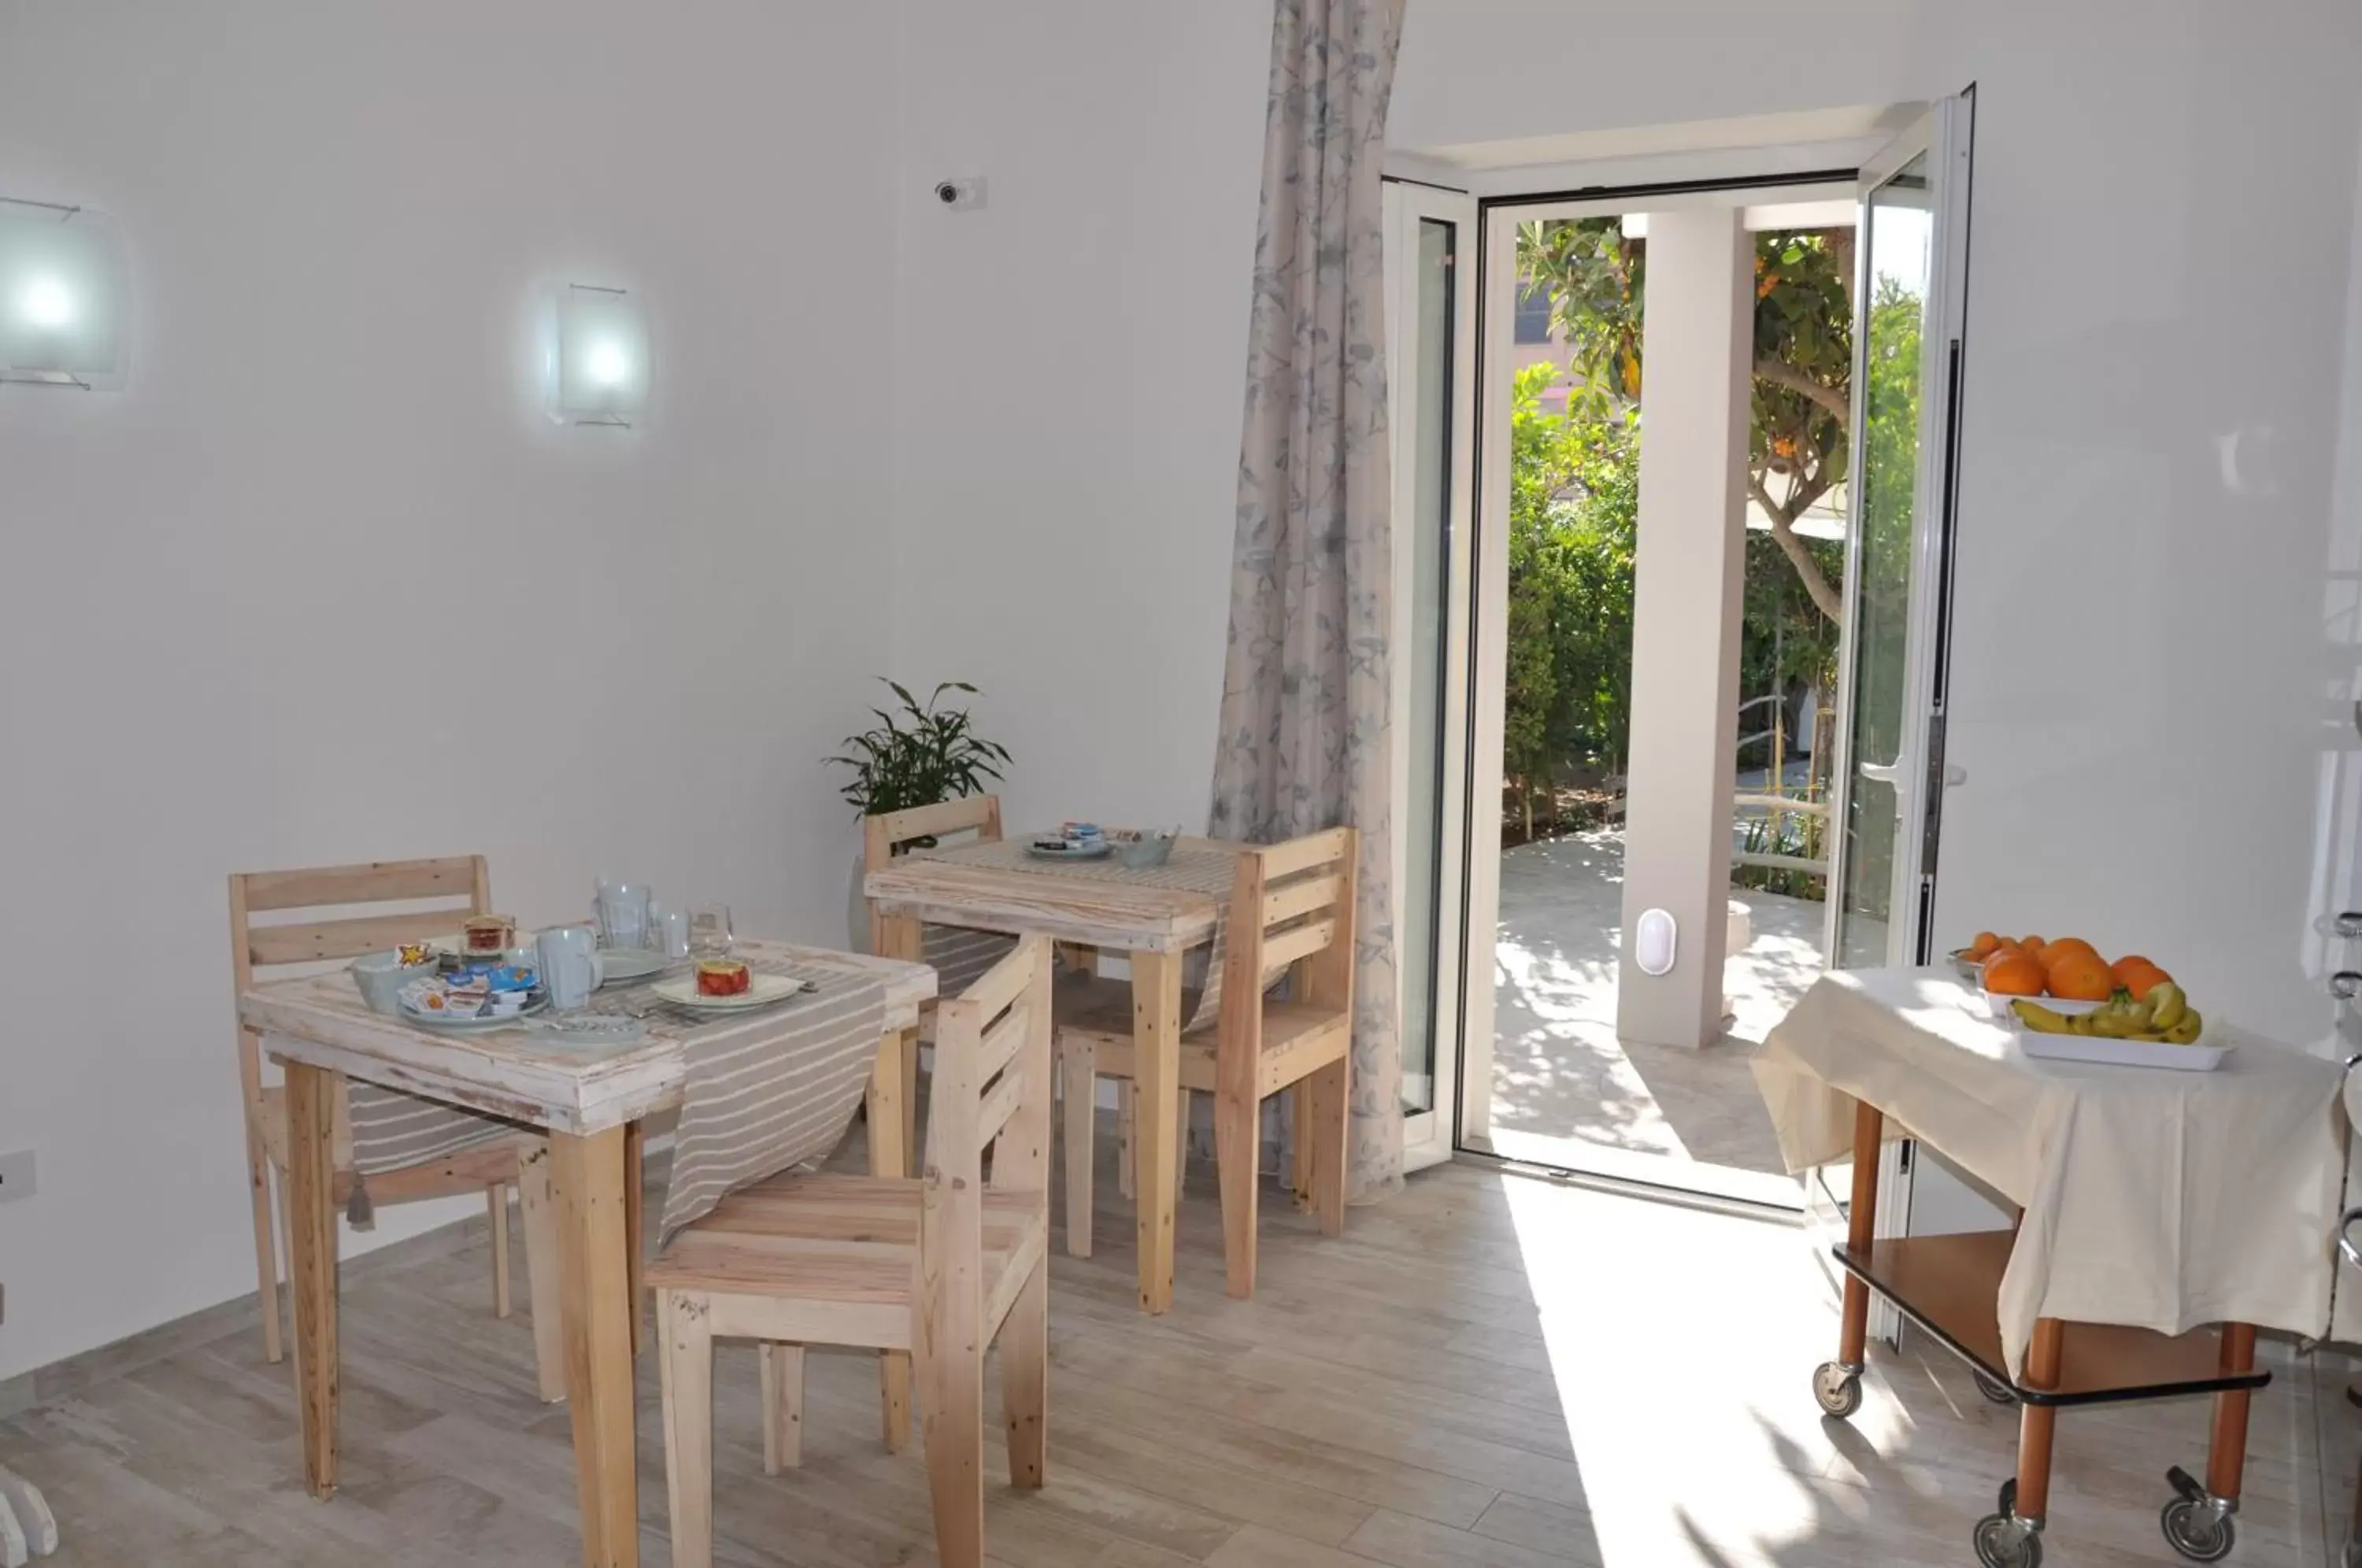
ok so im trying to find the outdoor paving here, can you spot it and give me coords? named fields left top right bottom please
left=1490, top=827, right=1824, bottom=1182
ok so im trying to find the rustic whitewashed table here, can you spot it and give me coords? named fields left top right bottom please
left=864, top=836, right=1237, bottom=1315
left=238, top=937, right=935, bottom=1568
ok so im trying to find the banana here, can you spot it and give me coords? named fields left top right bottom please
left=2087, top=1003, right=2145, bottom=1039
left=2163, top=1008, right=2203, bottom=1045
left=2145, top=982, right=2187, bottom=1032
left=2010, top=1000, right=2079, bottom=1035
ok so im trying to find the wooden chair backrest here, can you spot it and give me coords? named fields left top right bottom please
left=917, top=933, right=1053, bottom=1322
left=1221, top=827, right=1359, bottom=1050
left=228, top=856, right=492, bottom=1132
left=862, top=794, right=1003, bottom=872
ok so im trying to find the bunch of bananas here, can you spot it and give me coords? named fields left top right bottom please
left=2012, top=982, right=2202, bottom=1045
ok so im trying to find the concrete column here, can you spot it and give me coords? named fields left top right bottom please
left=1616, top=207, right=1751, bottom=1049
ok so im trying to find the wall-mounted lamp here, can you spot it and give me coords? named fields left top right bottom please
left=545, top=283, right=647, bottom=427
left=0, top=197, right=128, bottom=390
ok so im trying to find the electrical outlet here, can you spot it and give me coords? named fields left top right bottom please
left=0, top=1150, right=35, bottom=1204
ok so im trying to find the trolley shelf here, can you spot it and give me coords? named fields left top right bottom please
left=1833, top=1231, right=2272, bottom=1408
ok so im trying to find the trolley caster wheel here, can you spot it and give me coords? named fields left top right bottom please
left=1974, top=1366, right=2018, bottom=1405
left=1812, top=1361, right=1863, bottom=1419
left=1996, top=1477, right=2016, bottom=1518
left=2160, top=1496, right=2235, bottom=1562
left=1972, top=1512, right=2043, bottom=1568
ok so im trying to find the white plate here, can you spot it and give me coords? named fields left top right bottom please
left=1027, top=841, right=1111, bottom=860
left=2016, top=1025, right=2227, bottom=1072
left=598, top=948, right=672, bottom=984
left=400, top=993, right=549, bottom=1031
left=650, top=971, right=807, bottom=1011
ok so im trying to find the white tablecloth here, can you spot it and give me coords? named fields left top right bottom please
left=1753, top=967, right=2347, bottom=1376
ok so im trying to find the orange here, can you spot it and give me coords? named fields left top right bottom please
left=1983, top=950, right=2046, bottom=996
left=2019, top=935, right=2047, bottom=961
left=1967, top=930, right=2001, bottom=959
left=2112, top=956, right=2172, bottom=999
left=2039, top=937, right=2101, bottom=974
left=2045, top=952, right=2115, bottom=1001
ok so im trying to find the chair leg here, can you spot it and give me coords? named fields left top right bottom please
left=657, top=1289, right=715, bottom=1568
left=516, top=1146, right=568, bottom=1402
left=1001, top=1260, right=1049, bottom=1488
left=920, top=1311, right=987, bottom=1568
left=1309, top=1055, right=1349, bottom=1237
left=1215, top=1084, right=1261, bottom=1299
left=249, top=1135, right=283, bottom=1364
left=1061, top=1042, right=1096, bottom=1258
left=487, top=1185, right=512, bottom=1319
left=1290, top=1082, right=1316, bottom=1211
left=1175, top=1088, right=1192, bottom=1192
left=272, top=1165, right=300, bottom=1394
left=1117, top=1081, right=1136, bottom=1200
left=758, top=1344, right=803, bottom=1474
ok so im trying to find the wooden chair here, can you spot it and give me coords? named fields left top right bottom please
left=1054, top=827, right=1355, bottom=1295
left=862, top=795, right=1014, bottom=1152
left=653, top=934, right=1055, bottom=1568
left=230, top=856, right=558, bottom=1394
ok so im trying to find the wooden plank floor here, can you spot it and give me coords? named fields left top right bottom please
left=2, top=1123, right=2354, bottom=1566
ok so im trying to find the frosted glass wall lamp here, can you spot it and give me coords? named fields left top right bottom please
left=545, top=283, right=648, bottom=427
left=0, top=196, right=128, bottom=390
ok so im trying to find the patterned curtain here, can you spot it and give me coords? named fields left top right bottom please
left=1209, top=0, right=1408, bottom=1199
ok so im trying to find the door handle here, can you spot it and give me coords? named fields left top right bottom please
left=1858, top=760, right=1903, bottom=785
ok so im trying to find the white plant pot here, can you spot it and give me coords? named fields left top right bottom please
left=847, top=844, right=872, bottom=954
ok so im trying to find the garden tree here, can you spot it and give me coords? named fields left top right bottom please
left=1516, top=219, right=1855, bottom=624
left=1502, top=361, right=1638, bottom=840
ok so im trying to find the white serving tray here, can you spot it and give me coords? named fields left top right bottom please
left=1978, top=985, right=2105, bottom=1020
left=2015, top=1026, right=2229, bottom=1073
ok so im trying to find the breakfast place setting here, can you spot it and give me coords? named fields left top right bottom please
left=231, top=855, right=939, bottom=1566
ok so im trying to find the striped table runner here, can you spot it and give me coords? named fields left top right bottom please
left=653, top=957, right=888, bottom=1244
left=919, top=838, right=1239, bottom=1031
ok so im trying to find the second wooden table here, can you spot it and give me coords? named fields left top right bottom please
left=864, top=836, right=1232, bottom=1314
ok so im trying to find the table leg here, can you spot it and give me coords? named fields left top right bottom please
left=2012, top=1317, right=2066, bottom=1523
left=869, top=1024, right=915, bottom=1452
left=623, top=1121, right=646, bottom=1359
left=2205, top=1322, right=2256, bottom=1503
left=1836, top=1098, right=1882, bottom=1368
left=549, top=1126, right=639, bottom=1568
left=283, top=1062, right=341, bottom=1499
left=1131, top=949, right=1183, bottom=1315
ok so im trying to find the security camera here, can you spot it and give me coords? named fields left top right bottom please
left=932, top=177, right=987, bottom=212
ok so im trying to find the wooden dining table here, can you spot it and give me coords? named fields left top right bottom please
left=238, top=937, right=935, bottom=1568
left=864, top=834, right=1235, bottom=1315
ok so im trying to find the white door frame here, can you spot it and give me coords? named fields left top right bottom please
left=1384, top=178, right=1477, bottom=1174
left=1821, top=97, right=1974, bottom=974
left=1456, top=182, right=1851, bottom=1159
left=1820, top=91, right=1976, bottom=1334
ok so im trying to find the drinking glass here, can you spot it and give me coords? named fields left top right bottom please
left=690, top=904, right=734, bottom=960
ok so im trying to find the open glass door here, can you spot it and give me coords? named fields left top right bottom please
left=1384, top=178, right=1478, bottom=1174
left=1824, top=94, right=1975, bottom=974
left=1816, top=92, right=1975, bottom=1331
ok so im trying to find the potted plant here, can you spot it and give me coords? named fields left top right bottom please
left=827, top=679, right=1012, bottom=949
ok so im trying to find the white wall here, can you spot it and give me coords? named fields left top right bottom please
left=1927, top=3, right=2362, bottom=1052
left=0, top=0, right=901, bottom=1381
left=888, top=0, right=1274, bottom=835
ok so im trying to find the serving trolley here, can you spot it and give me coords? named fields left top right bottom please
left=1812, top=1098, right=2268, bottom=1567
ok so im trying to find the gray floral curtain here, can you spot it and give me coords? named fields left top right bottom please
left=1209, top=0, right=1407, bottom=1199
